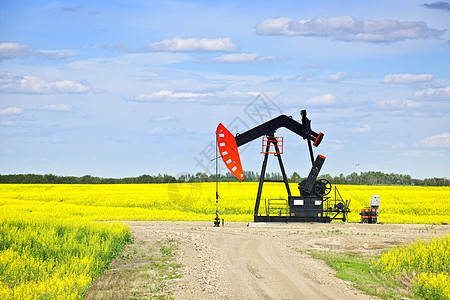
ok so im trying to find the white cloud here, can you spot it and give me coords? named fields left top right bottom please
left=0, top=72, right=90, bottom=94
left=145, top=36, right=238, bottom=52
left=42, top=104, right=73, bottom=111
left=326, top=71, right=348, bottom=82
left=351, top=124, right=371, bottom=133
left=213, top=53, right=258, bottom=63
left=134, top=90, right=211, bottom=102
left=255, top=16, right=445, bottom=43
left=414, top=86, right=450, bottom=99
left=212, top=53, right=279, bottom=63
left=419, top=132, right=450, bottom=148
left=255, top=17, right=292, bottom=35
left=0, top=43, right=29, bottom=59
left=377, top=99, right=424, bottom=109
left=0, top=107, right=24, bottom=116
left=0, top=42, right=69, bottom=60
left=304, top=93, right=335, bottom=106
left=381, top=73, right=434, bottom=84
left=133, top=89, right=263, bottom=103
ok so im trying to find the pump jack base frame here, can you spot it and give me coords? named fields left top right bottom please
left=254, top=215, right=331, bottom=223
left=253, top=136, right=350, bottom=223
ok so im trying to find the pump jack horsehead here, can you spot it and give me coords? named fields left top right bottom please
left=217, top=109, right=350, bottom=223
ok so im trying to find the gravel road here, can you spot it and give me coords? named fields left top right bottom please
left=89, top=221, right=450, bottom=299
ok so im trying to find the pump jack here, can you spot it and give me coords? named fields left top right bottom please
left=217, top=109, right=350, bottom=223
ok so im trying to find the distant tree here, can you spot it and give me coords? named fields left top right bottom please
left=290, top=172, right=301, bottom=183
left=163, top=174, right=176, bottom=183
left=346, top=172, right=359, bottom=185
left=0, top=172, right=448, bottom=186
left=194, top=172, right=208, bottom=182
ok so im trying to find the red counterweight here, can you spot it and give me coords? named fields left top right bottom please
left=217, top=123, right=244, bottom=181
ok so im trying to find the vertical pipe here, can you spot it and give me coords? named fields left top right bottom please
left=216, top=128, right=218, bottom=205
left=255, top=145, right=270, bottom=219
left=215, top=130, right=220, bottom=227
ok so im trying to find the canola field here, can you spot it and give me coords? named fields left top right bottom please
left=375, top=234, right=450, bottom=299
left=0, top=183, right=449, bottom=299
left=0, top=215, right=131, bottom=299
left=0, top=183, right=448, bottom=224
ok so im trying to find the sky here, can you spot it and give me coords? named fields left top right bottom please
left=0, top=0, right=449, bottom=180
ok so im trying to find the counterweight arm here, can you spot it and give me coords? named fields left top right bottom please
left=217, top=110, right=323, bottom=181
left=235, top=114, right=323, bottom=148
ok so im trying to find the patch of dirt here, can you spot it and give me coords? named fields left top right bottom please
left=87, top=221, right=450, bottom=299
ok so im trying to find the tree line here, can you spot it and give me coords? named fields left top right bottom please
left=0, top=171, right=448, bottom=186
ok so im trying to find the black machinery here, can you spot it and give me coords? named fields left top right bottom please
left=217, top=109, right=350, bottom=223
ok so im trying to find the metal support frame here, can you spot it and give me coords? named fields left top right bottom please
left=253, top=136, right=350, bottom=223
left=254, top=135, right=291, bottom=221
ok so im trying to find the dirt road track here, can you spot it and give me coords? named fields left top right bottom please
left=216, top=232, right=350, bottom=299
left=90, top=221, right=450, bottom=299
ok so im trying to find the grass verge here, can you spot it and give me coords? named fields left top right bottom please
left=86, top=236, right=183, bottom=300
left=302, top=250, right=412, bottom=299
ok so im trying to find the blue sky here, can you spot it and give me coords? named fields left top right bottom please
left=1, top=0, right=449, bottom=179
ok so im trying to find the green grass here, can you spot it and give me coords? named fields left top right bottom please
left=99, top=237, right=182, bottom=300
left=304, top=250, right=412, bottom=299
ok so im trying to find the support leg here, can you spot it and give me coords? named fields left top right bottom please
left=255, top=151, right=269, bottom=219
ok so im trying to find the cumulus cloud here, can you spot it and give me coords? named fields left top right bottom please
left=419, top=132, right=450, bottom=148
left=145, top=36, right=238, bottom=52
left=212, top=53, right=279, bottom=63
left=255, top=16, right=445, bottom=43
left=377, top=99, right=424, bottom=109
left=0, top=72, right=90, bottom=94
left=351, top=124, right=371, bottom=133
left=304, top=93, right=336, bottom=105
left=0, top=107, right=24, bottom=116
left=381, top=73, right=434, bottom=84
left=414, top=86, right=450, bottom=99
left=422, top=2, right=450, bottom=11
left=0, top=42, right=70, bottom=60
left=326, top=71, right=348, bottom=82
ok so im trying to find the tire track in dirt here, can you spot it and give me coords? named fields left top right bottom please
left=89, top=222, right=450, bottom=299
left=218, top=233, right=353, bottom=300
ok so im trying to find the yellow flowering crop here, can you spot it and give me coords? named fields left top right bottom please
left=0, top=215, right=131, bottom=299
left=0, top=183, right=448, bottom=223
left=374, top=234, right=450, bottom=299
left=0, top=183, right=449, bottom=299
left=412, top=272, right=450, bottom=300
left=337, top=185, right=450, bottom=224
